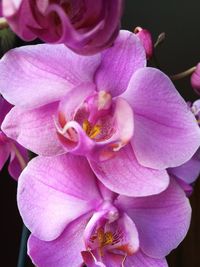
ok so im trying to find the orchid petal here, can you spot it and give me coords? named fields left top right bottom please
left=0, top=44, right=100, bottom=108
left=112, top=213, right=139, bottom=255
left=125, top=250, right=168, bottom=267
left=58, top=83, right=96, bottom=121
left=28, top=214, right=90, bottom=267
left=123, top=67, right=200, bottom=169
left=2, top=102, right=65, bottom=156
left=168, top=148, right=200, bottom=184
left=111, top=97, right=134, bottom=149
left=117, top=179, right=191, bottom=258
left=18, top=154, right=101, bottom=241
left=89, top=144, right=169, bottom=197
left=95, top=30, right=146, bottom=97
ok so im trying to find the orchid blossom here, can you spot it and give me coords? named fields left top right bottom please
left=0, top=30, right=200, bottom=196
left=18, top=154, right=191, bottom=267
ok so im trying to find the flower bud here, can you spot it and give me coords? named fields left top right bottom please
left=2, top=0, right=124, bottom=55
left=191, top=63, right=200, bottom=94
left=134, top=26, right=153, bottom=59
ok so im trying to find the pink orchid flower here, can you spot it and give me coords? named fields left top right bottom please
left=0, top=96, right=28, bottom=179
left=168, top=100, right=200, bottom=195
left=1, top=30, right=200, bottom=196
left=2, top=0, right=123, bottom=55
left=17, top=154, right=191, bottom=267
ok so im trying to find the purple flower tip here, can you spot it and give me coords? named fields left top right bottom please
left=134, top=26, right=153, bottom=59
left=191, top=63, right=200, bottom=94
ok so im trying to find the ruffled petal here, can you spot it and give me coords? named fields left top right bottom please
left=17, top=154, right=101, bottom=241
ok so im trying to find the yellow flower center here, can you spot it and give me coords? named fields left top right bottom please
left=82, top=120, right=101, bottom=139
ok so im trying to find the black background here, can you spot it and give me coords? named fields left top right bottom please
left=1, top=0, right=200, bottom=266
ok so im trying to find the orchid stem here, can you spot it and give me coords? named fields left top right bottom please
left=17, top=225, right=30, bottom=267
left=0, top=17, right=9, bottom=30
left=170, top=66, right=196, bottom=81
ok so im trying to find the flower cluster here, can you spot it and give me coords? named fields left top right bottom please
left=0, top=1, right=200, bottom=267
left=0, top=96, right=28, bottom=179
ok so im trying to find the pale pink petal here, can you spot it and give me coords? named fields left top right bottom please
left=17, top=154, right=101, bottom=241
left=89, top=144, right=169, bottom=197
left=0, top=44, right=100, bottom=108
left=2, top=102, right=65, bottom=156
left=28, top=214, right=90, bottom=267
left=2, top=0, right=23, bottom=16
left=117, top=179, right=191, bottom=258
left=95, top=30, right=146, bottom=97
left=122, top=67, right=200, bottom=169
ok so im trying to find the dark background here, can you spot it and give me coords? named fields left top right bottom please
left=1, top=0, right=200, bottom=266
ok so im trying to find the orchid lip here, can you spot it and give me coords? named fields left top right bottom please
left=83, top=200, right=137, bottom=265
left=56, top=90, right=134, bottom=160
